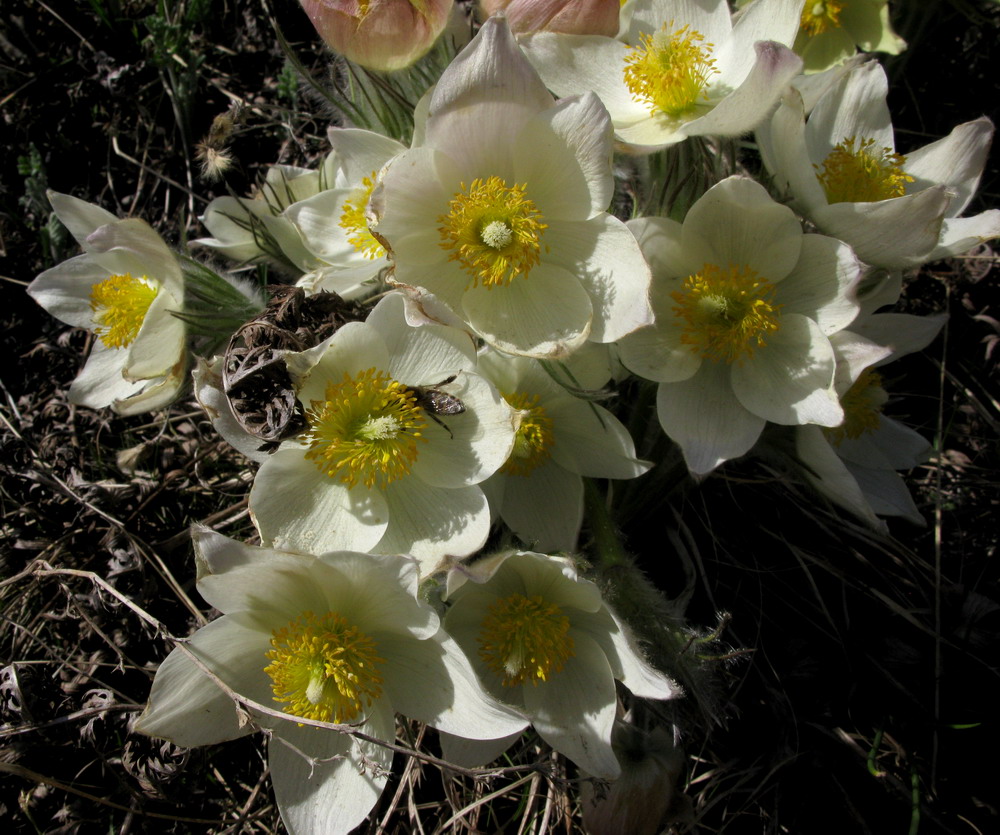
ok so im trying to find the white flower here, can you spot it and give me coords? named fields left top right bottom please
left=441, top=550, right=678, bottom=778
left=519, top=0, right=804, bottom=152
left=27, top=192, right=187, bottom=415
left=477, top=346, right=649, bottom=551
left=196, top=129, right=405, bottom=298
left=764, top=60, right=1000, bottom=268
left=136, top=528, right=526, bottom=835
left=368, top=15, right=654, bottom=359
left=618, top=176, right=863, bottom=475
left=247, top=293, right=515, bottom=573
left=795, top=311, right=946, bottom=526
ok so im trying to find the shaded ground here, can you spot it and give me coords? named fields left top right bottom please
left=1, top=1, right=999, bottom=832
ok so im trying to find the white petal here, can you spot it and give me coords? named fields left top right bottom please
left=513, top=92, right=614, bottom=221
left=626, top=215, right=700, bottom=277
left=811, top=187, right=950, bottom=269
left=268, top=703, right=392, bottom=835
left=927, top=211, right=1000, bottom=262
left=124, top=290, right=185, bottom=380
left=67, top=342, right=144, bottom=410
left=250, top=449, right=389, bottom=555
left=381, top=633, right=527, bottom=739
left=193, top=196, right=269, bottom=262
left=806, top=60, right=894, bottom=162
left=463, top=263, right=593, bottom=359
left=629, top=0, right=733, bottom=45
left=522, top=632, right=620, bottom=778
left=846, top=461, right=924, bottom=524
left=682, top=177, right=803, bottom=283
left=731, top=313, right=842, bottom=426
left=849, top=313, right=947, bottom=365
left=135, top=617, right=269, bottom=747
left=376, top=480, right=491, bottom=570
left=292, top=321, right=390, bottom=405
left=617, top=297, right=702, bottom=383
left=28, top=253, right=119, bottom=328
left=683, top=42, right=802, bottom=139
left=905, top=117, right=994, bottom=217
left=112, top=363, right=186, bottom=415
left=828, top=330, right=893, bottom=395
left=718, top=0, right=801, bottom=79
left=764, top=89, right=829, bottom=213
left=283, top=189, right=358, bottom=263
left=777, top=234, right=861, bottom=334
left=838, top=416, right=932, bottom=471
left=438, top=730, right=520, bottom=769
left=655, top=364, right=766, bottom=474
left=548, top=399, right=649, bottom=479
left=794, top=425, right=882, bottom=527
left=497, top=462, right=584, bottom=552
left=545, top=215, right=653, bottom=342
left=196, top=558, right=330, bottom=622
left=325, top=127, right=406, bottom=184
left=48, top=192, right=119, bottom=247
left=85, top=218, right=184, bottom=299
left=192, top=356, right=269, bottom=464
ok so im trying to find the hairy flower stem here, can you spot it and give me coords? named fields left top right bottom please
left=584, top=477, right=628, bottom=570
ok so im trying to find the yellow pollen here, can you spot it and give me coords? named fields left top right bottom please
left=500, top=392, right=555, bottom=477
left=88, top=273, right=159, bottom=349
left=623, top=23, right=718, bottom=118
left=478, top=593, right=574, bottom=687
left=815, top=137, right=915, bottom=204
left=800, top=1, right=844, bottom=37
left=303, top=367, right=426, bottom=489
left=671, top=263, right=782, bottom=363
left=824, top=370, right=887, bottom=445
left=339, top=172, right=386, bottom=260
left=265, top=611, right=385, bottom=724
left=437, top=176, right=547, bottom=288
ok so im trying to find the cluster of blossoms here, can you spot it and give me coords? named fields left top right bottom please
left=27, top=0, right=997, bottom=832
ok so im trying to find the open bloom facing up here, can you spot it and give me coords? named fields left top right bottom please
left=298, top=0, right=454, bottom=72
left=795, top=311, right=945, bottom=527
left=27, top=192, right=186, bottom=415
left=763, top=60, right=1000, bottom=269
left=137, top=528, right=526, bottom=835
left=369, top=15, right=653, bottom=359
left=477, top=347, right=649, bottom=551
left=196, top=129, right=405, bottom=299
left=618, top=176, right=863, bottom=475
left=442, top=550, right=678, bottom=778
left=247, top=293, right=515, bottom=573
left=519, top=0, right=804, bottom=152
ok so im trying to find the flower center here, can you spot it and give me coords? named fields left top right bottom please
left=824, top=370, right=887, bottom=445
left=500, top=392, right=554, bottom=477
left=671, top=264, right=781, bottom=363
left=437, top=176, right=547, bottom=288
left=623, top=23, right=718, bottom=118
left=339, top=171, right=386, bottom=260
left=478, top=593, right=574, bottom=687
left=265, top=611, right=385, bottom=724
left=815, top=137, right=914, bottom=204
left=800, top=0, right=844, bottom=36
left=88, top=273, right=160, bottom=349
left=303, top=367, right=427, bottom=488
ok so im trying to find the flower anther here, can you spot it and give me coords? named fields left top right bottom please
left=623, top=23, right=718, bottom=118
left=437, top=176, right=547, bottom=288
left=265, top=610, right=385, bottom=724
left=824, top=369, right=887, bottom=444
left=815, top=137, right=915, bottom=204
left=304, top=367, right=427, bottom=488
left=478, top=593, right=575, bottom=686
left=89, top=273, right=160, bottom=349
left=500, top=392, right=555, bottom=477
left=800, top=1, right=844, bottom=37
left=671, top=263, right=782, bottom=363
left=339, top=171, right=387, bottom=259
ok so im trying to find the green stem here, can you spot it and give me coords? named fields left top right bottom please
left=584, top=478, right=627, bottom=570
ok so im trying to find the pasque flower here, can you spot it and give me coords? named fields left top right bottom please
left=368, top=15, right=653, bottom=359
left=298, top=0, right=455, bottom=72
left=27, top=192, right=187, bottom=415
left=618, top=176, right=863, bottom=475
left=519, top=0, right=804, bottom=152
left=137, top=528, right=526, bottom=835
left=479, top=0, right=620, bottom=36
left=441, top=550, right=678, bottom=778
left=245, top=293, right=515, bottom=573
left=763, top=59, right=1000, bottom=268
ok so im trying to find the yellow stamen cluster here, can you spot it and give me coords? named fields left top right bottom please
left=304, top=367, right=427, bottom=488
left=88, top=273, right=159, bottom=349
left=339, top=172, right=386, bottom=260
left=800, top=1, right=844, bottom=37
left=500, top=392, right=555, bottom=477
left=438, top=176, right=547, bottom=288
left=478, top=593, right=574, bottom=687
left=623, top=23, right=718, bottom=117
left=671, top=263, right=782, bottom=363
left=265, top=611, right=385, bottom=724
left=824, top=370, right=887, bottom=445
left=815, top=137, right=914, bottom=204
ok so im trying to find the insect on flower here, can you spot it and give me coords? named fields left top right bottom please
left=404, top=375, right=466, bottom=437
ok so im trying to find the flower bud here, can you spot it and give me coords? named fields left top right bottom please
left=478, top=0, right=619, bottom=36
left=299, top=0, right=454, bottom=72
